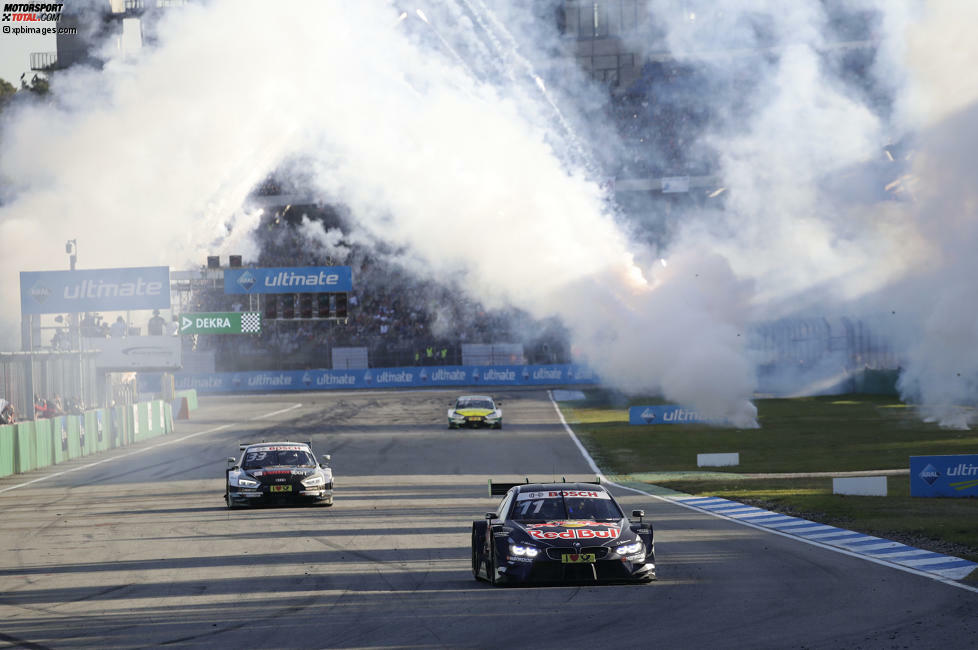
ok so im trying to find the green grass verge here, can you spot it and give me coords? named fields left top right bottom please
left=559, top=391, right=978, bottom=576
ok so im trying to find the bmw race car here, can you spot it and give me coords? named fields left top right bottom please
left=225, top=441, right=334, bottom=508
left=448, top=395, right=502, bottom=429
left=472, top=479, right=655, bottom=585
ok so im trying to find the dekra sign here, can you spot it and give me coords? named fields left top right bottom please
left=195, top=317, right=231, bottom=328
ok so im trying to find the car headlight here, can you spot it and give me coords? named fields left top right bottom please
left=616, top=541, right=643, bottom=555
left=509, top=544, right=539, bottom=558
left=302, top=475, right=325, bottom=488
left=449, top=412, right=465, bottom=420
left=233, top=476, right=260, bottom=488
left=484, top=411, right=501, bottom=420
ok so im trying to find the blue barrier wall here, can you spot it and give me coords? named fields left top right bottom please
left=140, top=364, right=597, bottom=394
left=629, top=405, right=713, bottom=425
left=910, top=455, right=978, bottom=497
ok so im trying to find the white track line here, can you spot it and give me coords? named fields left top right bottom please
left=547, top=390, right=978, bottom=594
left=0, top=402, right=303, bottom=494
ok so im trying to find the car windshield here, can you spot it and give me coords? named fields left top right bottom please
left=242, top=448, right=316, bottom=469
left=509, top=490, right=623, bottom=522
left=458, top=399, right=493, bottom=410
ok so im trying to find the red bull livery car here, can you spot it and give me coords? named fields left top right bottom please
left=472, top=479, right=655, bottom=584
left=448, top=395, right=502, bottom=429
left=225, top=441, right=334, bottom=508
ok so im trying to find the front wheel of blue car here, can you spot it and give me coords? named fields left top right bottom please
left=471, top=522, right=485, bottom=580
left=487, top=539, right=499, bottom=585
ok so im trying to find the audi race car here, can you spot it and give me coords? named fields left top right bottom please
left=472, top=479, right=655, bottom=585
left=448, top=395, right=502, bottom=429
left=225, top=441, right=334, bottom=509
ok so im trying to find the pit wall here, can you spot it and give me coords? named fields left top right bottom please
left=0, top=400, right=174, bottom=479
left=139, top=363, right=597, bottom=394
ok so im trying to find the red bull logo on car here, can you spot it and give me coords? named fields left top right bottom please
left=527, top=526, right=621, bottom=541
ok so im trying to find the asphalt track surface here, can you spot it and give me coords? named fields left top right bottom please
left=1, top=389, right=977, bottom=649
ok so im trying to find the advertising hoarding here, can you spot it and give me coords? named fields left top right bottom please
left=178, top=312, right=261, bottom=334
left=224, top=266, right=353, bottom=294
left=20, top=267, right=170, bottom=314
left=629, top=405, right=713, bottom=425
left=910, top=455, right=978, bottom=498
left=139, top=364, right=595, bottom=394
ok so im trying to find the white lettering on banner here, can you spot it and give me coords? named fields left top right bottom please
left=195, top=317, right=231, bottom=329
left=376, top=371, right=414, bottom=383
left=532, top=368, right=562, bottom=380
left=663, top=408, right=705, bottom=422
left=431, top=369, right=467, bottom=381
left=316, top=374, right=356, bottom=386
left=265, top=271, right=340, bottom=288
left=247, top=375, right=293, bottom=386
left=178, top=377, right=224, bottom=389
left=63, top=278, right=163, bottom=300
left=483, top=369, right=516, bottom=381
left=947, top=463, right=978, bottom=477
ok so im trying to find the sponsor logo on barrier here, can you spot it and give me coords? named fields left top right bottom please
left=248, top=374, right=293, bottom=387
left=483, top=369, right=516, bottom=382
left=911, top=455, right=978, bottom=497
left=431, top=369, right=467, bottom=381
left=153, top=363, right=598, bottom=394
left=919, top=463, right=940, bottom=486
left=629, top=405, right=714, bottom=425
left=533, top=368, right=563, bottom=380
left=375, top=370, right=414, bottom=384
left=316, top=373, right=355, bottom=386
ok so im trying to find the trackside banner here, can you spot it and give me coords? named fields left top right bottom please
left=20, top=267, right=170, bottom=314
left=138, top=364, right=597, bottom=394
left=910, top=454, right=978, bottom=498
left=224, top=266, right=352, bottom=294
left=629, top=405, right=715, bottom=425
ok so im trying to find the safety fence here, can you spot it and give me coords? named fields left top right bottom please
left=0, top=399, right=174, bottom=479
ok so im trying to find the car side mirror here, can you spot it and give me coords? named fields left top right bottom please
left=485, top=512, right=497, bottom=520
left=227, top=457, right=236, bottom=467
left=321, top=454, right=331, bottom=463
left=631, top=509, right=645, bottom=522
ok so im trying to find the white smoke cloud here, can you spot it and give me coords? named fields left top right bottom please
left=1, top=0, right=975, bottom=427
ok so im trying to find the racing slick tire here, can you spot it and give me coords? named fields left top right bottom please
left=487, top=538, right=499, bottom=585
left=471, top=522, right=487, bottom=581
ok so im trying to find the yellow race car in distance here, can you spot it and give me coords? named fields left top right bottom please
left=448, top=395, right=503, bottom=429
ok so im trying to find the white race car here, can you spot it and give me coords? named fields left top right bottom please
left=448, top=395, right=502, bottom=429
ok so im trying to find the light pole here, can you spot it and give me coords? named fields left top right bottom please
left=65, top=239, right=77, bottom=271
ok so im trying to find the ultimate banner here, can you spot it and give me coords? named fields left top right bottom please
left=139, top=364, right=596, bottom=394
left=224, top=266, right=353, bottom=294
left=20, top=267, right=170, bottom=315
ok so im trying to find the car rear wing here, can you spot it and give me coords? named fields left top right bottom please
left=488, top=476, right=601, bottom=496
left=238, top=441, right=314, bottom=451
